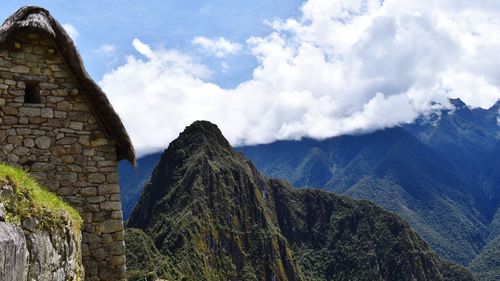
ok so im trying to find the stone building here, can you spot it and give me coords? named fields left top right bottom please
left=0, top=6, right=135, bottom=281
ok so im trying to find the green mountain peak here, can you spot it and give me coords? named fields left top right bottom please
left=126, top=121, right=476, bottom=281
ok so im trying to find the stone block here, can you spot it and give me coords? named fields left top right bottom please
left=30, top=162, right=51, bottom=172
left=80, top=187, right=97, bottom=196
left=108, top=241, right=125, bottom=256
left=101, top=220, right=123, bottom=234
left=23, top=139, right=35, bottom=147
left=19, top=107, right=41, bottom=117
left=93, top=248, right=106, bottom=261
left=2, top=106, right=18, bottom=115
left=98, top=184, right=118, bottom=195
left=10, top=65, right=29, bottom=73
left=98, top=268, right=114, bottom=281
left=56, top=101, right=72, bottom=111
left=57, top=187, right=75, bottom=196
left=100, top=202, right=121, bottom=211
left=7, top=136, right=23, bottom=146
left=56, top=172, right=77, bottom=183
left=82, top=232, right=102, bottom=244
left=35, top=136, right=51, bottom=149
left=40, top=108, right=53, bottom=118
left=69, top=121, right=83, bottom=130
left=91, top=137, right=108, bottom=147
left=111, top=231, right=124, bottom=241
left=108, top=255, right=126, bottom=266
left=111, top=211, right=123, bottom=220
left=13, top=146, right=29, bottom=156
left=56, top=137, right=77, bottom=145
left=88, top=173, right=106, bottom=183
left=87, top=196, right=105, bottom=204
left=3, top=116, right=18, bottom=125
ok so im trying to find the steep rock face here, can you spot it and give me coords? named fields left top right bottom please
left=128, top=121, right=476, bottom=281
left=129, top=121, right=302, bottom=280
left=0, top=202, right=81, bottom=281
left=0, top=222, right=28, bottom=281
left=0, top=167, right=83, bottom=281
left=25, top=227, right=81, bottom=280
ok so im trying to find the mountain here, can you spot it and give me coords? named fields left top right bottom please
left=478, top=142, right=500, bottom=205
left=118, top=99, right=499, bottom=277
left=237, top=99, right=499, bottom=271
left=126, top=121, right=476, bottom=281
left=469, top=141, right=500, bottom=281
left=239, top=126, right=490, bottom=265
left=470, top=236, right=500, bottom=281
left=405, top=99, right=499, bottom=179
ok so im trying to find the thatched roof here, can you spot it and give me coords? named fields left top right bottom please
left=0, top=6, right=135, bottom=163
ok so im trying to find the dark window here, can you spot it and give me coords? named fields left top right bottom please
left=24, top=81, right=41, bottom=103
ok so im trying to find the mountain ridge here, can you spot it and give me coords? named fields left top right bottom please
left=237, top=100, right=499, bottom=267
left=126, top=120, right=476, bottom=281
left=119, top=99, right=499, bottom=279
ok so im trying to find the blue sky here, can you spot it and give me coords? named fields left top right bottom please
left=2, top=1, right=499, bottom=156
left=1, top=0, right=303, bottom=87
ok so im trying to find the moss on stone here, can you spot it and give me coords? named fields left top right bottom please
left=0, top=164, right=82, bottom=231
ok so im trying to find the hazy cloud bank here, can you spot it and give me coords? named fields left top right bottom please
left=100, top=0, right=500, bottom=156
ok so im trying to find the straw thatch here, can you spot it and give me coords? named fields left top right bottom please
left=0, top=6, right=135, bottom=163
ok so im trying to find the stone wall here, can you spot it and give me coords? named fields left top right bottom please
left=0, top=31, right=126, bottom=280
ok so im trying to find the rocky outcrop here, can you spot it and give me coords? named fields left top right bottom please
left=0, top=221, right=28, bottom=281
left=0, top=166, right=83, bottom=281
left=26, top=227, right=81, bottom=280
left=0, top=221, right=81, bottom=281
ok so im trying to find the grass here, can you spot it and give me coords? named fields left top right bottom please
left=0, top=163, right=82, bottom=229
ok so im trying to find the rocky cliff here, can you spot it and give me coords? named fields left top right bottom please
left=127, top=121, right=476, bottom=281
left=0, top=164, right=83, bottom=281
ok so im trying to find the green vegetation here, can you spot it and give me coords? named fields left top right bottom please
left=126, top=121, right=477, bottom=281
left=125, top=228, right=184, bottom=281
left=0, top=164, right=82, bottom=230
left=127, top=121, right=303, bottom=281
left=238, top=99, right=500, bottom=276
left=239, top=126, right=493, bottom=266
left=470, top=236, right=500, bottom=281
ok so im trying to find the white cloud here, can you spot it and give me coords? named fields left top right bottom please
left=101, top=0, right=500, bottom=156
left=94, top=44, right=116, bottom=55
left=192, top=36, right=242, bottom=57
left=62, top=23, right=79, bottom=41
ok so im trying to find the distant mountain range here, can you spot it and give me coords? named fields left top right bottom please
left=238, top=99, right=499, bottom=277
left=119, top=99, right=499, bottom=280
left=124, top=121, right=476, bottom=281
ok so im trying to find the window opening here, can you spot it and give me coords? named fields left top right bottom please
left=24, top=81, right=41, bottom=104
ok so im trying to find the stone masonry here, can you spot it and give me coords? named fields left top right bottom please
left=0, top=31, right=126, bottom=280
